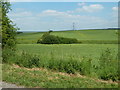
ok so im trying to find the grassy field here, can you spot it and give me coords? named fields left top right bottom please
left=17, top=30, right=118, bottom=44
left=17, top=44, right=118, bottom=60
left=2, top=64, right=118, bottom=88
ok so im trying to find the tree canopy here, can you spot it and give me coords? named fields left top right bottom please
left=0, top=1, right=19, bottom=49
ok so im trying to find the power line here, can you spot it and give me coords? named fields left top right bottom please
left=73, top=22, right=75, bottom=30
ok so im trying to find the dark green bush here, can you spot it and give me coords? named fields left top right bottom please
left=79, top=40, right=119, bottom=44
left=41, top=35, right=60, bottom=44
left=37, top=32, right=78, bottom=44
left=58, top=37, right=78, bottom=44
left=17, top=32, right=23, bottom=34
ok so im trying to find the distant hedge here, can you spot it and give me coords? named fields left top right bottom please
left=37, top=32, right=78, bottom=44
left=17, top=32, right=23, bottom=34
left=79, top=40, right=119, bottom=44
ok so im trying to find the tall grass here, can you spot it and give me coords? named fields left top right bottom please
left=98, top=48, right=118, bottom=81
left=2, top=49, right=40, bottom=68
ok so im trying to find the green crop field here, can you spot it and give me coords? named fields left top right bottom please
left=17, top=44, right=118, bottom=61
left=17, top=30, right=118, bottom=44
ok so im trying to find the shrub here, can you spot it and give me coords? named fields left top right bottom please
left=37, top=32, right=78, bottom=44
left=2, top=48, right=16, bottom=63
left=3, top=49, right=40, bottom=68
left=14, top=51, right=40, bottom=68
left=80, top=57, right=92, bottom=75
left=98, top=48, right=118, bottom=81
left=41, top=35, right=60, bottom=44
left=17, top=32, right=23, bottom=34
left=58, top=37, right=78, bottom=44
left=78, top=40, right=119, bottom=44
left=46, top=58, right=80, bottom=74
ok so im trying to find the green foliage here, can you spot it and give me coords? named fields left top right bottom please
left=1, top=1, right=19, bottom=66
left=79, top=40, right=119, bottom=44
left=2, top=48, right=15, bottom=63
left=1, top=1, right=18, bottom=49
left=98, top=48, right=118, bottom=81
left=58, top=37, right=78, bottom=44
left=39, top=33, right=60, bottom=44
left=115, top=30, right=120, bottom=36
left=17, top=31, right=23, bottom=34
left=46, top=57, right=81, bottom=74
left=15, top=51, right=40, bottom=68
left=37, top=32, right=78, bottom=44
left=3, top=49, right=40, bottom=68
left=80, top=57, right=92, bottom=75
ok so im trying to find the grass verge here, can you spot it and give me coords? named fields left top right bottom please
left=2, top=64, right=118, bottom=88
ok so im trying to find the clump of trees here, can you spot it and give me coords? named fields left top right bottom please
left=17, top=31, right=23, bottom=34
left=37, top=31, right=78, bottom=44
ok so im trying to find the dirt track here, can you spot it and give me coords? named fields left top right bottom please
left=0, top=82, right=24, bottom=88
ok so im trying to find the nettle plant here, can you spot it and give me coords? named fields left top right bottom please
left=98, top=48, right=118, bottom=81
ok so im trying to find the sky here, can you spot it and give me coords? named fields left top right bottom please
left=8, top=2, right=119, bottom=31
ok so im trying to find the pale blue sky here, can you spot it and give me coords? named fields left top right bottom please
left=8, top=2, right=118, bottom=31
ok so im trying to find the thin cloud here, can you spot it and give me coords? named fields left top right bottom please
left=76, top=4, right=104, bottom=13
left=8, top=2, right=117, bottom=30
left=78, top=2, right=86, bottom=6
left=112, top=7, right=118, bottom=11
left=8, top=8, right=115, bottom=30
left=39, top=10, right=69, bottom=16
left=8, top=11, right=33, bottom=17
